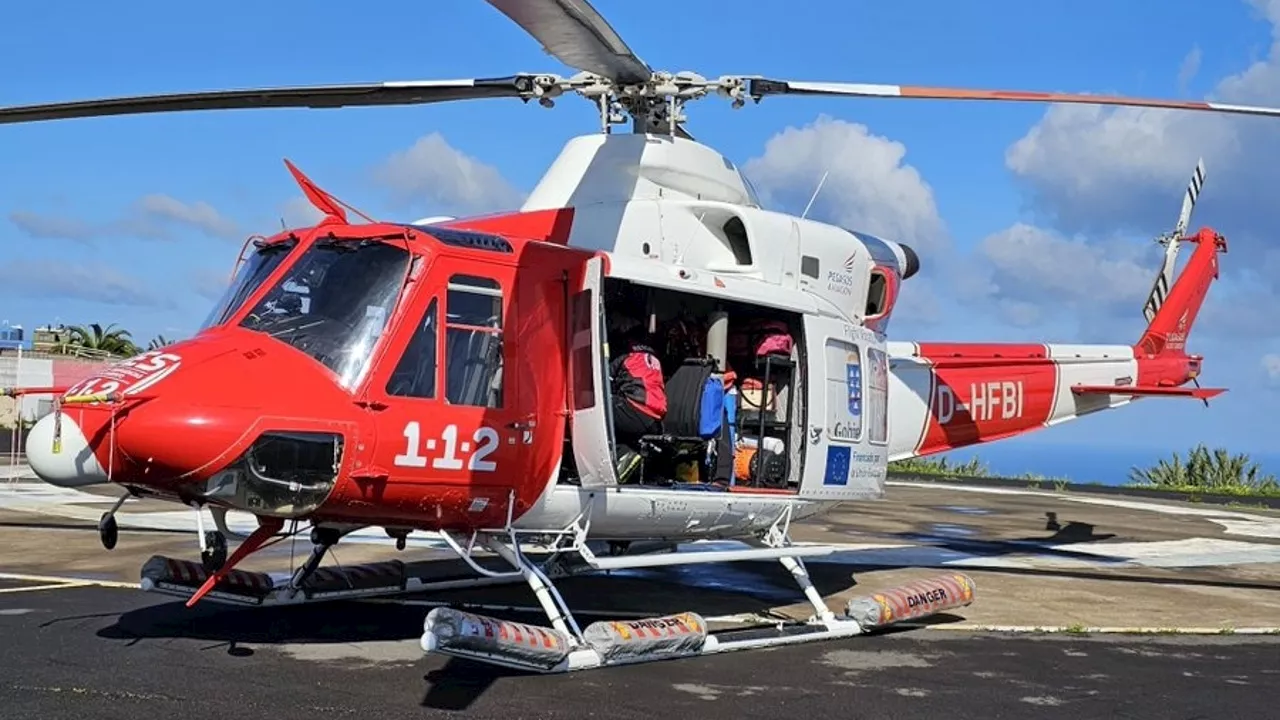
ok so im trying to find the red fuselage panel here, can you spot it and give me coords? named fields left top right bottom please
left=913, top=343, right=1058, bottom=454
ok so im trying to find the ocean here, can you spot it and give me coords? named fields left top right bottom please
left=924, top=441, right=1280, bottom=487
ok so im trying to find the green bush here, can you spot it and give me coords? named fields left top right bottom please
left=1127, top=444, right=1280, bottom=495
left=888, top=456, right=989, bottom=477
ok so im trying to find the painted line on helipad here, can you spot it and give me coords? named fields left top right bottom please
left=0, top=572, right=137, bottom=590
left=0, top=582, right=91, bottom=595
left=926, top=624, right=1280, bottom=635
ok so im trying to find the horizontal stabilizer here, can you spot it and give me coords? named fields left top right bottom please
left=1071, top=384, right=1226, bottom=400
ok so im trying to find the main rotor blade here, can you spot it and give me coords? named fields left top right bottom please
left=748, top=79, right=1280, bottom=119
left=0, top=77, right=537, bottom=125
left=485, top=0, right=651, bottom=85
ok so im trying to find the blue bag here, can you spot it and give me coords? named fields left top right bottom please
left=698, top=374, right=726, bottom=438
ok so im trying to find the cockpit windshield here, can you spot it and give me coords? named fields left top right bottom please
left=201, top=237, right=299, bottom=330
left=238, top=236, right=412, bottom=390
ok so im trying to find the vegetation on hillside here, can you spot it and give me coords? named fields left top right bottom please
left=1126, top=444, right=1279, bottom=496
left=888, top=455, right=1067, bottom=483
left=889, top=455, right=990, bottom=477
left=889, top=445, right=1280, bottom=498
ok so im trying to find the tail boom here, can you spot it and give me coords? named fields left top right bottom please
left=886, top=341, right=1143, bottom=460
left=887, top=226, right=1228, bottom=460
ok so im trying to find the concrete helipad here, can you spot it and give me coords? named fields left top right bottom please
left=4, top=473, right=1280, bottom=631
left=2, top=472, right=1280, bottom=718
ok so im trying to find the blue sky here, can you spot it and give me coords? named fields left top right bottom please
left=4, top=0, right=1280, bottom=467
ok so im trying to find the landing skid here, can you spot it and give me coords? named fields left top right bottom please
left=419, top=506, right=978, bottom=673
left=136, top=503, right=977, bottom=673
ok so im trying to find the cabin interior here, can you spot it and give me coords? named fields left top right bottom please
left=558, top=277, right=807, bottom=494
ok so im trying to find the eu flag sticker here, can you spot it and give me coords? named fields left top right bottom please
left=823, top=445, right=851, bottom=486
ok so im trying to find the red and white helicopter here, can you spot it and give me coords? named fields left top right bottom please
left=0, top=0, right=1248, bottom=673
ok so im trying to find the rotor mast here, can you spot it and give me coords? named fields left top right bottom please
left=532, top=71, right=751, bottom=135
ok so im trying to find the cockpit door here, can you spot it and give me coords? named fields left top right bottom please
left=797, top=314, right=890, bottom=500
left=569, top=255, right=619, bottom=489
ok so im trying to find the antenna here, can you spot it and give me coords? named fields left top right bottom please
left=800, top=171, right=829, bottom=220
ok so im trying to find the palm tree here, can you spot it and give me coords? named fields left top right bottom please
left=60, top=323, right=139, bottom=358
left=148, top=334, right=174, bottom=350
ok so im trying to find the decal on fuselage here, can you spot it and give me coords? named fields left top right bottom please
left=846, top=354, right=862, bottom=416
left=822, top=445, right=887, bottom=486
left=933, top=380, right=1025, bottom=425
left=393, top=421, right=502, bottom=472
left=822, top=445, right=851, bottom=485
left=829, top=349, right=863, bottom=443
left=65, top=350, right=183, bottom=398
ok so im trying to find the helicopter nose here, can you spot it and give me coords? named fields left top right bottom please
left=25, top=411, right=110, bottom=488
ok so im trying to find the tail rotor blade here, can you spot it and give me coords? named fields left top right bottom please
left=1142, top=159, right=1207, bottom=324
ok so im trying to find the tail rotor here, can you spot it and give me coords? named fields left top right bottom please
left=1142, top=158, right=1206, bottom=324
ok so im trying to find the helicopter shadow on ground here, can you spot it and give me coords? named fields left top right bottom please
left=93, top=557, right=867, bottom=646
left=89, top=510, right=1131, bottom=653
left=89, top=562, right=880, bottom=711
left=826, top=510, right=1280, bottom=592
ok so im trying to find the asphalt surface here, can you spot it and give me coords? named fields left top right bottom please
left=1, top=583, right=1277, bottom=720
left=7, top=475, right=1280, bottom=718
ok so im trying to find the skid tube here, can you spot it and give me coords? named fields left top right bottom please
left=419, top=509, right=979, bottom=673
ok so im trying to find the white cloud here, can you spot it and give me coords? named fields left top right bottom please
left=7, top=212, right=98, bottom=244
left=7, top=194, right=240, bottom=243
left=0, top=259, right=170, bottom=308
left=1178, top=45, right=1202, bottom=94
left=131, top=194, right=238, bottom=240
left=1004, top=0, right=1280, bottom=254
left=742, top=115, right=948, bottom=255
left=375, top=132, right=526, bottom=216
left=999, top=0, right=1280, bottom=342
left=960, top=223, right=1156, bottom=331
left=1264, top=353, right=1280, bottom=383
left=979, top=223, right=1153, bottom=306
left=1005, top=104, right=1237, bottom=237
left=279, top=196, right=325, bottom=228
left=190, top=267, right=230, bottom=302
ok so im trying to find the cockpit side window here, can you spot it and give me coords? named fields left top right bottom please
left=386, top=297, right=438, bottom=399
left=444, top=274, right=504, bottom=408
